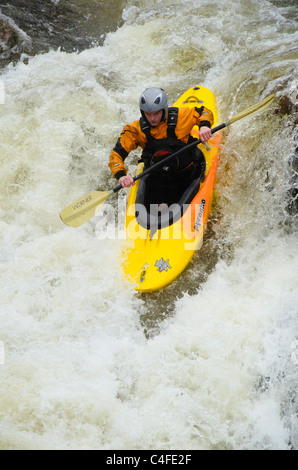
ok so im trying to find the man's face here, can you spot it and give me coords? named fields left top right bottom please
left=144, top=110, right=163, bottom=127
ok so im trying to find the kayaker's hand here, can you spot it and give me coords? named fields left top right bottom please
left=199, top=126, right=212, bottom=144
left=119, top=175, right=135, bottom=188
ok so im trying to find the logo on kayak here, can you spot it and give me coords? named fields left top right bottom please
left=155, top=258, right=172, bottom=273
left=194, top=199, right=206, bottom=232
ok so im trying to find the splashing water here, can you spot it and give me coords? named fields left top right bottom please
left=0, top=0, right=297, bottom=450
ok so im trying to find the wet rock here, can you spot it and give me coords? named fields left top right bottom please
left=275, top=90, right=298, bottom=125
left=286, top=142, right=298, bottom=217
left=277, top=95, right=297, bottom=121
left=0, top=12, right=31, bottom=61
left=0, top=0, right=125, bottom=67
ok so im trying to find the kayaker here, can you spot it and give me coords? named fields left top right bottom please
left=109, top=87, right=214, bottom=190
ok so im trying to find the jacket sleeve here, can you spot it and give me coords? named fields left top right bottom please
left=109, top=122, right=141, bottom=179
left=194, top=106, right=214, bottom=129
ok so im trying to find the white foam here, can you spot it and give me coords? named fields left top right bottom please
left=0, top=0, right=297, bottom=450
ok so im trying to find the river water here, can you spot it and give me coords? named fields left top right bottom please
left=0, top=0, right=297, bottom=450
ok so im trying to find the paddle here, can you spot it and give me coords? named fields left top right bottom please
left=60, top=93, right=275, bottom=227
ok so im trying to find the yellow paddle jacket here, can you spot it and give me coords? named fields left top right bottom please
left=109, top=106, right=214, bottom=179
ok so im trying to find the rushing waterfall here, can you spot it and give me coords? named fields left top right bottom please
left=0, top=0, right=297, bottom=450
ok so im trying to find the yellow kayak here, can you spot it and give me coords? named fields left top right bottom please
left=122, top=85, right=222, bottom=292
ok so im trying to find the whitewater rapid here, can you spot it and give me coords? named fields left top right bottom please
left=0, top=0, right=297, bottom=450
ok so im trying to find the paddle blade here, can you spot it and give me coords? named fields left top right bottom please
left=59, top=189, right=113, bottom=227
left=228, top=93, right=275, bottom=125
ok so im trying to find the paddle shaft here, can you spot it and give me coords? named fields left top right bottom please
left=112, top=122, right=227, bottom=193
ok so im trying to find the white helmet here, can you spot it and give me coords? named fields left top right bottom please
left=139, top=87, right=168, bottom=121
